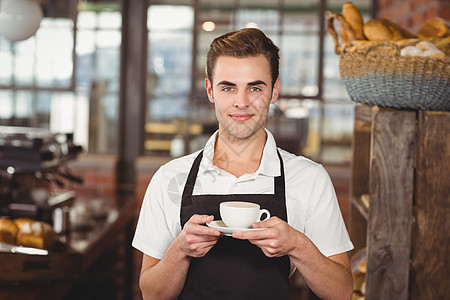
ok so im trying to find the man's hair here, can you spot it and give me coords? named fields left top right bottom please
left=206, top=28, right=280, bottom=88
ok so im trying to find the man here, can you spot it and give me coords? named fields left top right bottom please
left=133, top=28, right=354, bottom=300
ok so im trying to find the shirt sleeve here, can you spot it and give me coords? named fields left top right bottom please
left=132, top=168, right=175, bottom=259
left=304, top=165, right=354, bottom=257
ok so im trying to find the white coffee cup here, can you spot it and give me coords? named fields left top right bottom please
left=220, top=201, right=270, bottom=229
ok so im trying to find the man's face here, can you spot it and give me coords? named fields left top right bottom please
left=205, top=54, right=280, bottom=141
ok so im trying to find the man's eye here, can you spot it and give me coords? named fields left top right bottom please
left=250, top=87, right=262, bottom=92
left=222, top=87, right=234, bottom=92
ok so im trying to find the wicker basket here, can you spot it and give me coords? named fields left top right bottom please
left=327, top=13, right=450, bottom=111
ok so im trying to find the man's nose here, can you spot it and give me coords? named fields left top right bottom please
left=233, top=91, right=250, bottom=109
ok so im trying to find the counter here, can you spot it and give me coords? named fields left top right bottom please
left=0, top=194, right=136, bottom=300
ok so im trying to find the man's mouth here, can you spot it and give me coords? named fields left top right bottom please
left=229, top=113, right=253, bottom=121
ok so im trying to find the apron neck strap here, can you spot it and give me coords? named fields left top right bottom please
left=182, top=149, right=285, bottom=200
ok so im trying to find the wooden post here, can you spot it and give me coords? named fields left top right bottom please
left=365, top=107, right=416, bottom=300
left=350, top=105, right=372, bottom=254
left=411, top=111, right=450, bottom=299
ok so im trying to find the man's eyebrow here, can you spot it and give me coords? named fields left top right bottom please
left=217, top=80, right=236, bottom=86
left=247, top=80, right=267, bottom=86
left=216, top=80, right=268, bottom=86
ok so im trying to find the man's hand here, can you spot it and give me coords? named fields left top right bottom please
left=233, top=217, right=353, bottom=300
left=232, top=216, right=300, bottom=257
left=177, top=214, right=221, bottom=258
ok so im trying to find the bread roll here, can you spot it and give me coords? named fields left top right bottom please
left=418, top=17, right=449, bottom=38
left=0, top=218, right=19, bottom=244
left=342, top=2, right=365, bottom=40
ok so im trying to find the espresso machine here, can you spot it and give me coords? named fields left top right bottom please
left=0, top=126, right=83, bottom=224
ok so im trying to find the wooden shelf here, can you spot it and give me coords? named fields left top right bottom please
left=350, top=105, right=449, bottom=300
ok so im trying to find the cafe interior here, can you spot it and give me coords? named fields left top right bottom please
left=0, top=0, right=448, bottom=299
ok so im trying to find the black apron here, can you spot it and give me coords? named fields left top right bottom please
left=179, top=150, right=290, bottom=300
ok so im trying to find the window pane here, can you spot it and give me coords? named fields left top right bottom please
left=98, top=11, right=122, bottom=29
left=235, top=9, right=279, bottom=32
left=77, top=11, right=97, bottom=29
left=0, top=43, right=13, bottom=85
left=14, top=39, right=36, bottom=86
left=35, top=19, right=74, bottom=88
left=0, top=91, right=13, bottom=119
left=75, top=10, right=121, bottom=154
left=148, top=5, right=194, bottom=30
left=280, top=34, right=319, bottom=96
left=148, top=32, right=192, bottom=96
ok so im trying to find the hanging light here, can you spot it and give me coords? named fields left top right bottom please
left=0, top=0, right=43, bottom=42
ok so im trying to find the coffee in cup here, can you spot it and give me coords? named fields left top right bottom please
left=220, top=201, right=270, bottom=228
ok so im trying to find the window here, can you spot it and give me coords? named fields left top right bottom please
left=144, top=1, right=372, bottom=162
left=0, top=1, right=121, bottom=154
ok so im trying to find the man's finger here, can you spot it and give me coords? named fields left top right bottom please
left=252, top=216, right=282, bottom=228
left=188, top=214, right=214, bottom=225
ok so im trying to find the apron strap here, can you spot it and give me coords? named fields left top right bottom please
left=182, top=150, right=204, bottom=201
left=274, top=149, right=286, bottom=201
left=182, top=149, right=285, bottom=202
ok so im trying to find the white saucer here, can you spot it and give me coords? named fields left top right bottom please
left=206, top=220, right=265, bottom=236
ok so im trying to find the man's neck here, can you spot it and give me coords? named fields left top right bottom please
left=212, top=129, right=267, bottom=178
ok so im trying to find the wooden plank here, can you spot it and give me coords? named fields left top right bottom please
left=411, top=110, right=450, bottom=300
left=365, top=107, right=416, bottom=300
left=351, top=105, right=372, bottom=196
left=350, top=105, right=372, bottom=254
left=0, top=251, right=82, bottom=282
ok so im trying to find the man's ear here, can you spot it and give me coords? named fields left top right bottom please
left=205, top=78, right=215, bottom=103
left=270, top=78, right=281, bottom=104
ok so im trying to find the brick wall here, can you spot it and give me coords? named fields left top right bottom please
left=67, top=154, right=118, bottom=199
left=377, top=0, right=450, bottom=32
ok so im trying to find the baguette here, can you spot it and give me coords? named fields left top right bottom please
left=342, top=2, right=365, bottom=40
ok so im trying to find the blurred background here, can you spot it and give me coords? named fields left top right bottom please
left=0, top=0, right=446, bottom=299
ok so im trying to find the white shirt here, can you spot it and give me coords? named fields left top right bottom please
left=133, top=130, right=353, bottom=260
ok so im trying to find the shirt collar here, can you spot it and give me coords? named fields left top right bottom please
left=199, top=129, right=280, bottom=177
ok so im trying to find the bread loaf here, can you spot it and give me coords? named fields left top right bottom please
left=363, top=19, right=394, bottom=40
left=15, top=220, right=55, bottom=250
left=364, top=19, right=416, bottom=41
left=418, top=17, right=449, bottom=38
left=11, top=218, right=55, bottom=250
left=14, top=218, right=34, bottom=231
left=342, top=2, right=365, bottom=40
left=0, top=218, right=19, bottom=244
left=433, top=36, right=450, bottom=57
